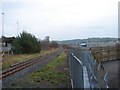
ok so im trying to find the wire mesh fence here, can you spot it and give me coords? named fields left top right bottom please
left=68, top=48, right=109, bottom=89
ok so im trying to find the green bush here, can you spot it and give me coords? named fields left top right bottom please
left=12, top=31, right=41, bottom=54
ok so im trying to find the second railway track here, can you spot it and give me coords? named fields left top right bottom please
left=1, top=48, right=63, bottom=79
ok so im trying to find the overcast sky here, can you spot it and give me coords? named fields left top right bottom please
left=1, top=0, right=119, bottom=41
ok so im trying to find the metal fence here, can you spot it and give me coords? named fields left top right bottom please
left=68, top=48, right=109, bottom=89
left=69, top=52, right=84, bottom=88
left=89, top=51, right=109, bottom=89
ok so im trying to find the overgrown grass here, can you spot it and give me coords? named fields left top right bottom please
left=2, top=48, right=57, bottom=70
left=30, top=52, right=70, bottom=86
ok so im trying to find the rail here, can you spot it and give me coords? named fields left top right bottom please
left=1, top=48, right=63, bottom=79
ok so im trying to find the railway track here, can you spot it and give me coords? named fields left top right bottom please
left=0, top=48, right=63, bottom=79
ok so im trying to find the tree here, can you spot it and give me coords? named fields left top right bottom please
left=50, top=41, right=59, bottom=48
left=12, top=31, right=41, bottom=54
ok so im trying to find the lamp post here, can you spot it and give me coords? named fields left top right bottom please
left=2, top=12, right=4, bottom=37
left=17, top=22, right=19, bottom=36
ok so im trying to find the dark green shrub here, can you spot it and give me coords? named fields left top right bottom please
left=12, top=31, right=41, bottom=54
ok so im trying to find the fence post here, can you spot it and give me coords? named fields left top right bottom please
left=97, top=63, right=101, bottom=87
left=93, top=60, right=96, bottom=75
left=104, top=72, right=109, bottom=89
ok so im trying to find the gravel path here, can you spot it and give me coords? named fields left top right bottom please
left=2, top=48, right=63, bottom=88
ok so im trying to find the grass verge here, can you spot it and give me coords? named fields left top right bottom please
left=32, top=52, right=70, bottom=86
left=11, top=51, right=71, bottom=88
left=2, top=48, right=57, bottom=70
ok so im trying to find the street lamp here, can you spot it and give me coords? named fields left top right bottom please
left=2, top=12, right=4, bottom=37
left=17, top=22, right=19, bottom=36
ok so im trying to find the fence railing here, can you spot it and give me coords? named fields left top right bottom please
left=69, top=52, right=84, bottom=88
left=89, top=51, right=109, bottom=89
left=68, top=48, right=109, bottom=89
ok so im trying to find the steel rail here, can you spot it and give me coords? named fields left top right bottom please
left=0, top=48, right=62, bottom=79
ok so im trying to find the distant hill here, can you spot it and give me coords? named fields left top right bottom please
left=57, top=38, right=118, bottom=45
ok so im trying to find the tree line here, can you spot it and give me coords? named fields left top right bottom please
left=12, top=31, right=59, bottom=54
